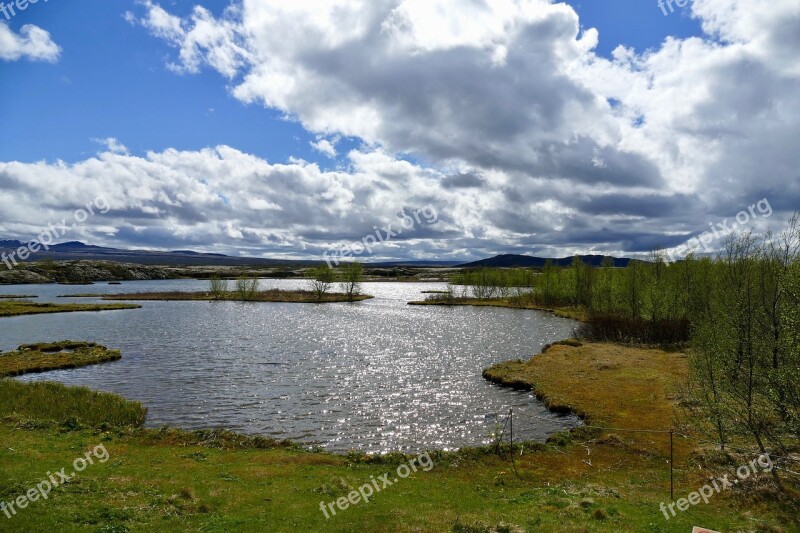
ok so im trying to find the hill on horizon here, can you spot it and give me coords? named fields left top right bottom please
left=1, top=240, right=634, bottom=269
left=459, top=254, right=632, bottom=268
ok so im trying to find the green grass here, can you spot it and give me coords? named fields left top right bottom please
left=0, top=342, right=122, bottom=377
left=0, top=300, right=140, bottom=317
left=1, top=422, right=794, bottom=532
left=1, top=341, right=797, bottom=531
left=0, top=381, right=147, bottom=428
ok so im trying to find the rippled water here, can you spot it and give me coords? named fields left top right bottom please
left=2, top=280, right=579, bottom=453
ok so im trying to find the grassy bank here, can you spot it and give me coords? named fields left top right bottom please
left=1, top=342, right=796, bottom=531
left=483, top=341, right=689, bottom=452
left=0, top=300, right=140, bottom=317
left=0, top=342, right=122, bottom=377
left=0, top=381, right=147, bottom=428
left=59, top=290, right=374, bottom=303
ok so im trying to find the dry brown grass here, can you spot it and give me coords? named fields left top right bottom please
left=484, top=342, right=690, bottom=455
left=408, top=298, right=587, bottom=321
left=0, top=300, right=140, bottom=317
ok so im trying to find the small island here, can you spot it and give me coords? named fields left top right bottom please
left=60, top=289, right=373, bottom=303
left=0, top=300, right=141, bottom=317
left=408, top=294, right=585, bottom=320
left=0, top=341, right=122, bottom=377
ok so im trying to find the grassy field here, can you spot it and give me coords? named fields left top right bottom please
left=58, top=290, right=374, bottom=303
left=0, top=300, right=141, bottom=317
left=1, top=341, right=796, bottom=531
left=0, top=342, right=123, bottom=377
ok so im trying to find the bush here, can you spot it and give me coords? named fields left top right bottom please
left=575, top=314, right=690, bottom=345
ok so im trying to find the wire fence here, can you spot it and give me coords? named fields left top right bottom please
left=487, top=408, right=800, bottom=499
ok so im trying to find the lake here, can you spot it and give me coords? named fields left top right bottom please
left=2, top=280, right=580, bottom=453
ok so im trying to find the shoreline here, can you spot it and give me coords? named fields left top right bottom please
left=57, top=290, right=375, bottom=304
left=408, top=297, right=587, bottom=321
left=0, top=300, right=141, bottom=317
left=3, top=307, right=794, bottom=530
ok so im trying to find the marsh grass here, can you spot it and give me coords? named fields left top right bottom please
left=0, top=300, right=140, bottom=317
left=409, top=296, right=586, bottom=321
left=0, top=341, right=122, bottom=377
left=0, top=381, right=146, bottom=428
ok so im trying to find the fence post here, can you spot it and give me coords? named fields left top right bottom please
left=509, top=408, right=513, bottom=453
left=669, top=429, right=674, bottom=500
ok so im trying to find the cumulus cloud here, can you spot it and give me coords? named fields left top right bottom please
left=92, top=138, right=130, bottom=155
left=133, top=0, right=251, bottom=77
left=0, top=143, right=753, bottom=261
left=4, top=0, right=798, bottom=261
left=0, top=23, right=60, bottom=62
left=310, top=137, right=339, bottom=158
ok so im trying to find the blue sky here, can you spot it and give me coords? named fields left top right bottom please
left=0, top=1, right=320, bottom=165
left=0, top=0, right=796, bottom=261
left=0, top=0, right=703, bottom=166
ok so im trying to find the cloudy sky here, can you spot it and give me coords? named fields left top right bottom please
left=0, top=0, right=798, bottom=262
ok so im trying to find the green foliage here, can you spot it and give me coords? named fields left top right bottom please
left=234, top=277, right=259, bottom=301
left=338, top=262, right=364, bottom=301
left=687, top=215, right=800, bottom=484
left=209, top=276, right=229, bottom=300
left=309, top=264, right=335, bottom=300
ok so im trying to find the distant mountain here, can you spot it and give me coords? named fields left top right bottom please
left=370, top=260, right=462, bottom=267
left=0, top=239, right=458, bottom=267
left=459, top=254, right=632, bottom=268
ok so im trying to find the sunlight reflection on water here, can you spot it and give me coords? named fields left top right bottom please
left=4, top=279, right=580, bottom=453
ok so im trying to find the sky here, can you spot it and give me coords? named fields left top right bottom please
left=0, top=0, right=798, bottom=262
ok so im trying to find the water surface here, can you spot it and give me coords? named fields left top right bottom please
left=2, top=280, right=579, bottom=453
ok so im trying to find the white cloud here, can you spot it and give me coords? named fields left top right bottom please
left=92, top=138, right=129, bottom=155
left=135, top=1, right=250, bottom=77
left=0, top=143, right=777, bottom=261
left=310, top=137, right=339, bottom=158
left=0, top=23, right=60, bottom=62
left=7, top=0, right=794, bottom=259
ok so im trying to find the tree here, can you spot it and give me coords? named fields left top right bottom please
left=687, top=223, right=800, bottom=491
left=309, top=265, right=335, bottom=301
left=572, top=256, right=594, bottom=309
left=339, top=262, right=364, bottom=301
left=235, top=277, right=259, bottom=301
left=597, top=256, right=616, bottom=313
left=209, top=276, right=229, bottom=300
left=540, top=260, right=558, bottom=306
